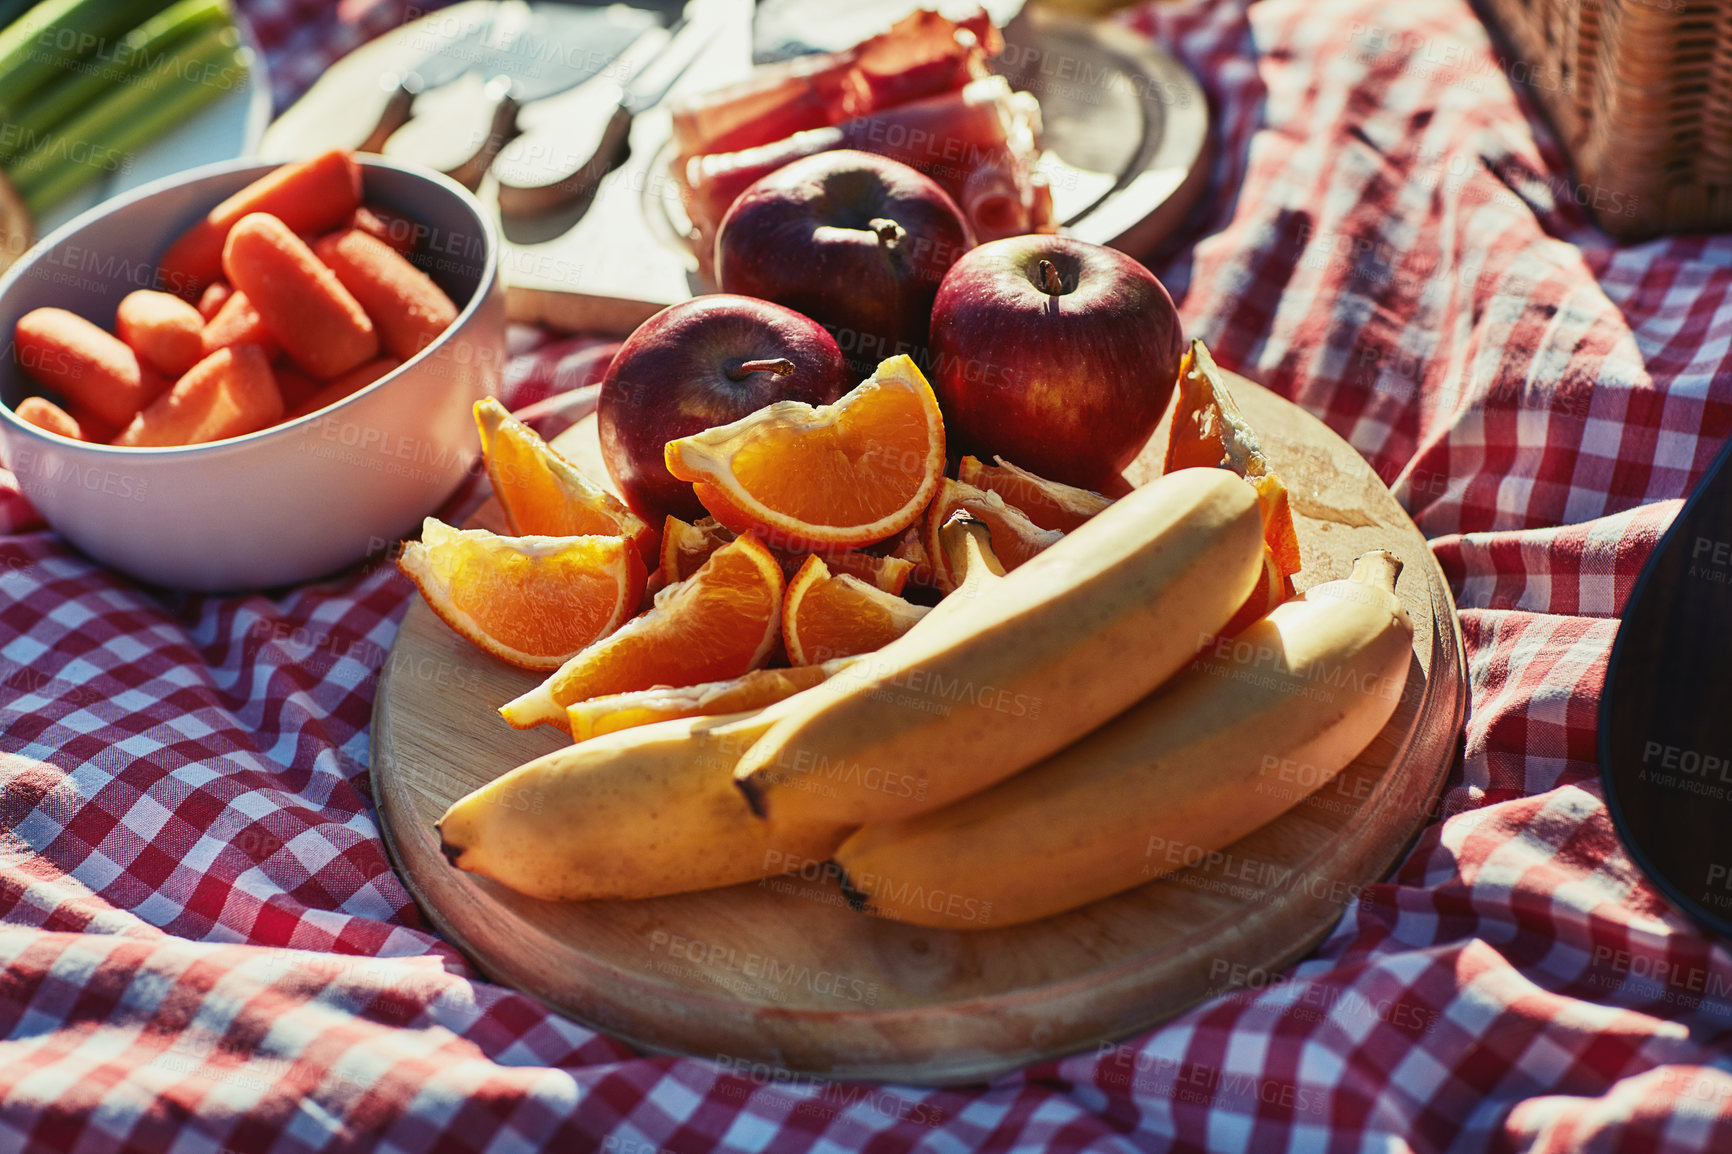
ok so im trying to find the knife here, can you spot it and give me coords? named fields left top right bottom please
left=492, top=5, right=714, bottom=217
left=382, top=2, right=660, bottom=188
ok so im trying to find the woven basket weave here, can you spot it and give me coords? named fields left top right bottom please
left=1476, top=0, right=1732, bottom=239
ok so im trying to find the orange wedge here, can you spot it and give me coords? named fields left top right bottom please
left=886, top=526, right=940, bottom=590
left=660, top=514, right=736, bottom=582
left=1220, top=544, right=1289, bottom=637
left=475, top=397, right=653, bottom=561
left=1164, top=340, right=1302, bottom=587
left=661, top=514, right=916, bottom=595
left=398, top=519, right=646, bottom=671
left=782, top=554, right=931, bottom=666
left=957, top=456, right=1113, bottom=532
left=920, top=477, right=1064, bottom=593
left=566, top=659, right=851, bottom=741
left=664, top=355, right=945, bottom=552
left=799, top=551, right=915, bottom=595
left=500, top=532, right=786, bottom=731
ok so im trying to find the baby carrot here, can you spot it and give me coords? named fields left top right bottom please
left=16, top=397, right=116, bottom=442
left=201, top=289, right=279, bottom=359
left=222, top=213, right=378, bottom=378
left=196, top=280, right=231, bottom=321
left=158, top=149, right=363, bottom=297
left=350, top=205, right=419, bottom=256
left=113, top=345, right=283, bottom=447
left=117, top=290, right=206, bottom=377
left=312, top=229, right=457, bottom=360
left=284, top=355, right=401, bottom=421
left=14, top=306, right=166, bottom=427
left=15, top=396, right=81, bottom=439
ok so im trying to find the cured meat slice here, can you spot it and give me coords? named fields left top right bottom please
left=670, top=8, right=1000, bottom=159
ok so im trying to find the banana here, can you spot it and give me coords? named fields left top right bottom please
left=831, top=550, right=1415, bottom=929
left=434, top=517, right=1007, bottom=901
left=733, top=467, right=1267, bottom=827
left=435, top=709, right=843, bottom=901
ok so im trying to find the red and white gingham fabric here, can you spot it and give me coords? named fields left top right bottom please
left=4, top=0, right=1732, bottom=1149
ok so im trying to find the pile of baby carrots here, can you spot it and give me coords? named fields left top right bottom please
left=11, top=149, right=460, bottom=447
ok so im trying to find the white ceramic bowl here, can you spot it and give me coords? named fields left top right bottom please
left=0, top=155, right=505, bottom=591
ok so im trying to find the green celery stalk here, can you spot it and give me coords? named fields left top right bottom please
left=12, top=20, right=248, bottom=214
left=0, top=0, right=180, bottom=121
left=2, top=0, right=233, bottom=162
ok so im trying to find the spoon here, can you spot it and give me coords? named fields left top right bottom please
left=1599, top=431, right=1732, bottom=939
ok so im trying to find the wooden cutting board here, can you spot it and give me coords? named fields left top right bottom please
left=263, top=1, right=1208, bottom=335
left=369, top=373, right=1467, bottom=1084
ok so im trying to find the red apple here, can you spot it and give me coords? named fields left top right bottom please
left=715, top=149, right=975, bottom=375
left=928, top=235, right=1184, bottom=489
left=599, top=294, right=850, bottom=522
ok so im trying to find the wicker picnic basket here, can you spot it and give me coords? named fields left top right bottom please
left=1475, top=0, right=1732, bottom=239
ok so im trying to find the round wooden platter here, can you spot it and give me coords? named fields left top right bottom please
left=370, top=373, right=1466, bottom=1085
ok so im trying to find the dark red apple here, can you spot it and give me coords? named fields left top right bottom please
left=715, top=149, right=975, bottom=375
left=928, top=235, right=1184, bottom=489
left=598, top=294, right=850, bottom=522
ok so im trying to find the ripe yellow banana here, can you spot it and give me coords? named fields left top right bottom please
left=831, top=550, right=1415, bottom=929
left=436, top=709, right=841, bottom=901
left=733, top=467, right=1267, bottom=827
left=434, top=518, right=1007, bottom=902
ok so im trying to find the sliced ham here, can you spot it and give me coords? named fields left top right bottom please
left=669, top=8, right=1000, bottom=159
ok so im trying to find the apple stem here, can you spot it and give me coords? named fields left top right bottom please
left=870, top=217, right=905, bottom=252
left=727, top=358, right=796, bottom=381
left=1038, top=259, right=1065, bottom=296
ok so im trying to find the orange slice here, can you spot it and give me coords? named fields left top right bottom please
left=662, top=515, right=917, bottom=595
left=566, top=658, right=852, bottom=741
left=920, top=477, right=1064, bottom=593
left=500, top=532, right=786, bottom=731
left=1163, top=340, right=1302, bottom=585
left=664, top=355, right=945, bottom=552
left=802, top=551, right=915, bottom=595
left=957, top=456, right=1113, bottom=532
left=660, top=514, right=736, bottom=582
left=397, top=519, right=646, bottom=671
left=475, top=397, right=653, bottom=560
left=1220, top=544, right=1288, bottom=637
left=782, top=554, right=931, bottom=666
left=886, top=525, right=940, bottom=590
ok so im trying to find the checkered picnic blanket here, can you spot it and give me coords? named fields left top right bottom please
left=3, top=0, right=1731, bottom=1149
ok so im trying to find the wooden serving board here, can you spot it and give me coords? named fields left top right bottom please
left=263, top=0, right=1208, bottom=335
left=370, top=372, right=1466, bottom=1084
